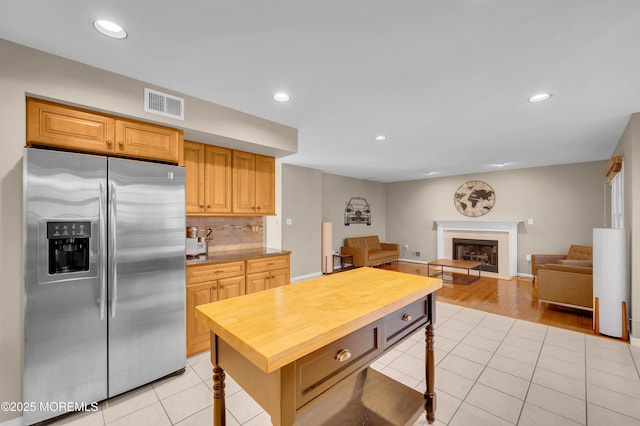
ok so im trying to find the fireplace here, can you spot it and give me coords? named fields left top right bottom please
left=452, top=238, right=498, bottom=273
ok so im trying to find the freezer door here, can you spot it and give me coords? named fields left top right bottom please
left=107, top=157, right=186, bottom=397
left=23, top=148, right=108, bottom=424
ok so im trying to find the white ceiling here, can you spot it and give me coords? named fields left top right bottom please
left=2, top=1, right=640, bottom=182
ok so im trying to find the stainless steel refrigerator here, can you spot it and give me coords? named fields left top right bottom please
left=23, top=148, right=186, bottom=424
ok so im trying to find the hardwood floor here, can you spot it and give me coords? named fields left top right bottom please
left=380, top=261, right=595, bottom=335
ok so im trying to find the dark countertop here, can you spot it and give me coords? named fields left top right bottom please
left=186, top=247, right=291, bottom=266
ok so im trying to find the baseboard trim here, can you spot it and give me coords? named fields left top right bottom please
left=398, top=258, right=429, bottom=264
left=630, top=334, right=640, bottom=347
left=291, top=272, right=323, bottom=283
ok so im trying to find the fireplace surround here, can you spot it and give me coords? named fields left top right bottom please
left=435, top=220, right=521, bottom=278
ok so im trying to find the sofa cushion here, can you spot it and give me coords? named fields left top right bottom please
left=368, top=250, right=397, bottom=261
left=544, top=264, right=592, bottom=275
left=557, top=259, right=593, bottom=268
left=565, top=245, right=592, bottom=261
left=345, top=236, right=382, bottom=251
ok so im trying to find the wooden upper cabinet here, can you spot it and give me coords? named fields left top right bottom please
left=232, top=151, right=276, bottom=215
left=27, top=98, right=116, bottom=154
left=255, top=154, right=276, bottom=215
left=26, top=97, right=182, bottom=164
left=232, top=150, right=257, bottom=214
left=114, top=119, right=182, bottom=164
left=184, top=141, right=205, bottom=214
left=184, top=141, right=232, bottom=215
left=204, top=146, right=232, bottom=214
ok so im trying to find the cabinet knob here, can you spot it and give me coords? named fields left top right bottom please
left=118, top=141, right=124, bottom=149
left=199, top=204, right=204, bottom=208
left=257, top=206, right=261, bottom=210
left=335, top=349, right=352, bottom=362
left=402, top=314, right=412, bottom=322
left=106, top=140, right=113, bottom=147
left=207, top=205, right=211, bottom=208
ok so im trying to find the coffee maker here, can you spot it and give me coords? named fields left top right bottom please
left=185, top=226, right=207, bottom=256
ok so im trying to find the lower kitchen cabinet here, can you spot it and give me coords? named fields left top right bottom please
left=186, top=261, right=245, bottom=356
left=185, top=253, right=290, bottom=356
left=246, top=254, right=291, bottom=294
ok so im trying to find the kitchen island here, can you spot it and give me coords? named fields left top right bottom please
left=196, top=267, right=442, bottom=425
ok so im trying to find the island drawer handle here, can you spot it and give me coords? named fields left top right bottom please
left=402, top=314, right=413, bottom=322
left=335, top=349, right=352, bottom=362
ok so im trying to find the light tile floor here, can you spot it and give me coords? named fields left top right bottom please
left=48, top=302, right=640, bottom=426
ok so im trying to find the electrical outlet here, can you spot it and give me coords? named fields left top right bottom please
left=415, top=251, right=421, bottom=257
left=526, top=254, right=531, bottom=261
left=404, top=244, right=409, bottom=250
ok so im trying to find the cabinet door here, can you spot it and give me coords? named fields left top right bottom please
left=255, top=154, right=276, bottom=215
left=218, top=275, right=245, bottom=300
left=26, top=98, right=115, bottom=154
left=184, top=141, right=205, bottom=214
left=246, top=272, right=270, bottom=294
left=186, top=281, right=217, bottom=356
left=204, top=146, right=233, bottom=214
left=232, top=151, right=256, bottom=214
left=115, top=119, right=182, bottom=164
left=269, top=268, right=290, bottom=289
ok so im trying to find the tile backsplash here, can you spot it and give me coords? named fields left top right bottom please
left=186, top=216, right=264, bottom=252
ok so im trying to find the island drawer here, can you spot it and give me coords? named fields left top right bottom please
left=186, top=260, right=245, bottom=284
left=295, top=320, right=382, bottom=408
left=246, top=254, right=290, bottom=274
left=383, top=296, right=430, bottom=349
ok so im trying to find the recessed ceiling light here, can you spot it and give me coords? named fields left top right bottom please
left=93, top=19, right=127, bottom=39
left=528, top=93, right=552, bottom=103
left=374, top=135, right=387, bottom=141
left=273, top=92, right=290, bottom=102
left=424, top=171, right=438, bottom=176
left=494, top=162, right=507, bottom=167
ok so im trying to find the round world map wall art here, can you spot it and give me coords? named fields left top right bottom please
left=454, top=181, right=495, bottom=217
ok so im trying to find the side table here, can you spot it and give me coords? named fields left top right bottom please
left=333, top=253, right=356, bottom=272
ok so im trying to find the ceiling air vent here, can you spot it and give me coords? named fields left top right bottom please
left=144, top=88, right=184, bottom=120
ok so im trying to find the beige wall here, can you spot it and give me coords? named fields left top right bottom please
left=386, top=161, right=607, bottom=274
left=281, top=165, right=322, bottom=278
left=281, top=162, right=607, bottom=281
left=321, top=173, right=388, bottom=254
left=613, top=113, right=640, bottom=338
left=280, top=169, right=387, bottom=279
left=0, top=39, right=296, bottom=423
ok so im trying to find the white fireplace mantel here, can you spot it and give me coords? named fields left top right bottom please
left=435, top=220, right=522, bottom=277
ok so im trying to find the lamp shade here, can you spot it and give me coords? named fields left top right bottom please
left=593, top=228, right=628, bottom=338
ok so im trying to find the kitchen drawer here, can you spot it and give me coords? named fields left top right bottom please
left=186, top=261, right=245, bottom=284
left=383, top=296, right=429, bottom=349
left=295, top=320, right=382, bottom=408
left=246, top=254, right=290, bottom=274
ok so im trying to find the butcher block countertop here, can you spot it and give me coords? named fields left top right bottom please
left=195, top=267, right=442, bottom=373
left=186, top=247, right=290, bottom=266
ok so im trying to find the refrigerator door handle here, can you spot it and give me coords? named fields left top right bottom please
left=99, top=182, right=106, bottom=321
left=109, top=182, right=118, bottom=318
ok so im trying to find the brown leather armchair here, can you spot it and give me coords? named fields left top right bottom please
left=531, top=245, right=592, bottom=278
left=537, top=264, right=593, bottom=310
left=532, top=245, right=593, bottom=311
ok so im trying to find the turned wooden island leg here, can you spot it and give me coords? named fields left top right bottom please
left=211, top=334, right=226, bottom=426
left=425, top=322, right=437, bottom=424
